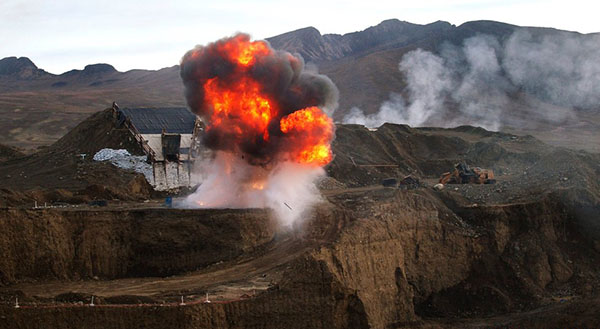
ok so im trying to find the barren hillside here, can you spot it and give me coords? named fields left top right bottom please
left=1, top=19, right=598, bottom=152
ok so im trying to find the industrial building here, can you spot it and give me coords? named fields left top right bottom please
left=112, top=105, right=203, bottom=190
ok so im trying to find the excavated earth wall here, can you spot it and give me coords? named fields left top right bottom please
left=0, top=208, right=275, bottom=283
left=3, top=188, right=597, bottom=329
left=0, top=122, right=599, bottom=328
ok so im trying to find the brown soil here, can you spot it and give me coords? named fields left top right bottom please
left=0, top=145, right=23, bottom=163
left=0, top=208, right=275, bottom=284
left=0, top=120, right=598, bottom=328
left=0, top=108, right=151, bottom=206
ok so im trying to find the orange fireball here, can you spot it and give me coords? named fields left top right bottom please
left=203, top=76, right=276, bottom=142
left=217, top=34, right=270, bottom=67
left=280, top=106, right=333, bottom=166
left=183, top=33, right=336, bottom=168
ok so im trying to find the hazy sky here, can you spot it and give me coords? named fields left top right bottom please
left=1, top=0, right=598, bottom=74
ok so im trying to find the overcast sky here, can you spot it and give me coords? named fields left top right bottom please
left=1, top=0, right=598, bottom=74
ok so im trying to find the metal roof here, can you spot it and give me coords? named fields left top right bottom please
left=118, top=107, right=196, bottom=134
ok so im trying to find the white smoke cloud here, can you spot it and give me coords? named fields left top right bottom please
left=342, top=49, right=452, bottom=128
left=503, top=29, right=600, bottom=109
left=342, top=94, right=407, bottom=128
left=448, top=35, right=512, bottom=131
left=181, top=151, right=325, bottom=227
left=401, top=49, right=453, bottom=126
left=343, top=28, right=598, bottom=130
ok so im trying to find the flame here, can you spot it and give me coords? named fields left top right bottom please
left=204, top=77, right=276, bottom=142
left=190, top=34, right=335, bottom=168
left=217, top=34, right=270, bottom=66
left=251, top=181, right=266, bottom=190
left=280, top=106, right=334, bottom=166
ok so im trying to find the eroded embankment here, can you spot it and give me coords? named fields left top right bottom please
left=306, top=188, right=598, bottom=328
left=0, top=208, right=275, bottom=284
left=1, top=189, right=598, bottom=329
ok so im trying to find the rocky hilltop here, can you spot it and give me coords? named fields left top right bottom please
left=0, top=56, right=49, bottom=79
left=266, top=20, right=455, bottom=62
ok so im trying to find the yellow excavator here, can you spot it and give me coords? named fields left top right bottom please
left=439, top=162, right=496, bottom=184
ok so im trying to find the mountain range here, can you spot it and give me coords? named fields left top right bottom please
left=1, top=19, right=598, bottom=151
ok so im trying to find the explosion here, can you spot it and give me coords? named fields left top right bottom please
left=180, top=33, right=338, bottom=226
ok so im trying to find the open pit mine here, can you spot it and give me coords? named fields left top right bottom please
left=0, top=34, right=599, bottom=329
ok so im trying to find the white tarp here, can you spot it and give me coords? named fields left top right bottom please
left=93, top=148, right=154, bottom=185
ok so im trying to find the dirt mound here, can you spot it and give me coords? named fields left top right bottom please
left=0, top=108, right=151, bottom=204
left=329, top=123, right=600, bottom=242
left=328, top=123, right=548, bottom=186
left=50, top=108, right=143, bottom=156
left=0, top=144, right=23, bottom=162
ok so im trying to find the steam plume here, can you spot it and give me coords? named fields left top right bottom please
left=343, top=28, right=599, bottom=130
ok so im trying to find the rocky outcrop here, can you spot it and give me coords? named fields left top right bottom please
left=0, top=57, right=49, bottom=79
left=266, top=19, right=454, bottom=62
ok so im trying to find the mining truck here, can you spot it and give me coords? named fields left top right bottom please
left=439, top=162, right=496, bottom=184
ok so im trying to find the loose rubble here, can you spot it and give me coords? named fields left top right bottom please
left=93, top=148, right=154, bottom=185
